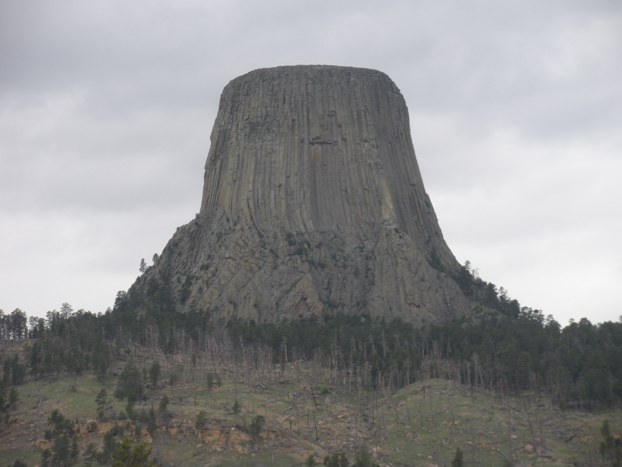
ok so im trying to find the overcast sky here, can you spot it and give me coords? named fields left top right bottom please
left=1, top=0, right=620, bottom=324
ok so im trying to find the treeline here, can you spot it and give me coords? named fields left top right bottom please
left=225, top=310, right=622, bottom=409
left=2, top=282, right=621, bottom=410
left=0, top=308, right=28, bottom=340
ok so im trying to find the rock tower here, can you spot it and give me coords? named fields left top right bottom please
left=127, top=66, right=473, bottom=325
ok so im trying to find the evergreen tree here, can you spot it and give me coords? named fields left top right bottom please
left=451, top=447, right=464, bottom=467
left=324, top=452, right=349, bottom=467
left=149, top=361, right=161, bottom=389
left=195, top=410, right=208, bottom=430
left=158, top=394, right=169, bottom=414
left=249, top=415, right=265, bottom=437
left=600, top=420, right=622, bottom=467
left=43, top=409, right=77, bottom=466
left=115, top=362, right=144, bottom=402
left=352, top=446, right=379, bottom=467
left=96, top=388, right=108, bottom=421
left=112, top=437, right=157, bottom=467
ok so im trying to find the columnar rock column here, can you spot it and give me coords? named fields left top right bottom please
left=128, top=66, right=472, bottom=325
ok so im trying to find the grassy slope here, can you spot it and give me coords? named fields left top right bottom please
left=1, top=361, right=620, bottom=466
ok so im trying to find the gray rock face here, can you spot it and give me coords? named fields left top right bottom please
left=128, top=65, right=473, bottom=325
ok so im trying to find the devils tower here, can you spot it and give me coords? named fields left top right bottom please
left=127, top=65, right=475, bottom=325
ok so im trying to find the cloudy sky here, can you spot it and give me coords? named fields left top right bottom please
left=1, top=0, right=620, bottom=324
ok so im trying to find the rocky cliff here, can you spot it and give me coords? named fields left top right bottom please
left=127, top=65, right=474, bottom=325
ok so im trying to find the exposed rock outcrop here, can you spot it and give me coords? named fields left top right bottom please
left=127, top=65, right=473, bottom=325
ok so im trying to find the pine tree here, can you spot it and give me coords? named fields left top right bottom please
left=451, top=447, right=464, bottom=467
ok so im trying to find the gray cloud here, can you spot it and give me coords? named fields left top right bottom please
left=1, top=0, right=620, bottom=323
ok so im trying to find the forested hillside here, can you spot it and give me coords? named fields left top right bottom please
left=1, top=265, right=622, bottom=465
left=3, top=263, right=621, bottom=410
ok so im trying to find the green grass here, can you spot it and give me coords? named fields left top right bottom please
left=379, top=380, right=621, bottom=466
left=1, top=363, right=621, bottom=466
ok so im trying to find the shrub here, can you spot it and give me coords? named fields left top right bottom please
left=195, top=410, right=208, bottom=430
left=249, top=415, right=265, bottom=437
